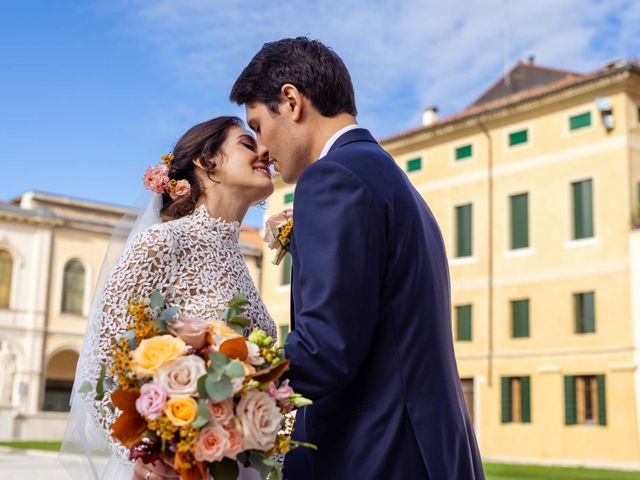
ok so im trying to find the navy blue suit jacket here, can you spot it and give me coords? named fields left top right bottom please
left=282, top=129, right=484, bottom=479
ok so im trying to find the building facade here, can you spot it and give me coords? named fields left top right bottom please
left=260, top=60, right=640, bottom=468
left=0, top=191, right=263, bottom=440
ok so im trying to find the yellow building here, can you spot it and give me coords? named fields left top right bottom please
left=260, top=59, right=640, bottom=469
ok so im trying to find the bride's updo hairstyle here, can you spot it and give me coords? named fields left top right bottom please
left=159, top=116, right=244, bottom=222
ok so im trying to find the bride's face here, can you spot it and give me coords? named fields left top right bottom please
left=204, top=126, right=274, bottom=203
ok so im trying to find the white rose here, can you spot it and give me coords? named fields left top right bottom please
left=154, top=355, right=207, bottom=397
left=246, top=342, right=265, bottom=367
left=236, top=390, right=283, bottom=451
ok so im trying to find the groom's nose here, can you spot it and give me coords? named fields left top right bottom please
left=256, top=140, right=270, bottom=164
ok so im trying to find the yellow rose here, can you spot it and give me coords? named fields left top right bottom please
left=208, top=320, right=241, bottom=347
left=131, top=335, right=187, bottom=377
left=164, top=396, right=198, bottom=427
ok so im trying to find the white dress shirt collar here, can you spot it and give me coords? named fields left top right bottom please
left=319, top=124, right=361, bottom=160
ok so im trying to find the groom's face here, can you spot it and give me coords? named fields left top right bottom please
left=246, top=102, right=305, bottom=184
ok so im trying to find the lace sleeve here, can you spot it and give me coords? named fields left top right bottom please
left=93, top=224, right=176, bottom=460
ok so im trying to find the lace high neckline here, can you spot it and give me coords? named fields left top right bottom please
left=191, top=204, right=241, bottom=242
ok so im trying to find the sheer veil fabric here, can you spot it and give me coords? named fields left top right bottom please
left=59, top=192, right=162, bottom=479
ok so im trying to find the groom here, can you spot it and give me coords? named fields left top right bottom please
left=231, top=38, right=484, bottom=479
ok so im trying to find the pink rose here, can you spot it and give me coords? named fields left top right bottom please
left=154, top=355, right=206, bottom=397
left=143, top=164, right=170, bottom=193
left=267, top=379, right=294, bottom=410
left=135, top=383, right=167, bottom=420
left=223, top=422, right=244, bottom=460
left=170, top=179, right=191, bottom=200
left=208, top=399, right=234, bottom=425
left=167, top=316, right=209, bottom=349
left=236, top=390, right=283, bottom=451
left=194, top=423, right=230, bottom=463
left=264, top=209, right=293, bottom=249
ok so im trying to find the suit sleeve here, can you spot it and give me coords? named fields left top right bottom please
left=284, top=160, right=385, bottom=400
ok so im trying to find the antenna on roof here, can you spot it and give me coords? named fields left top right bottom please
left=503, top=0, right=511, bottom=87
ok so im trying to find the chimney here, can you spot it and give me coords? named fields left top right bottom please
left=422, top=106, right=439, bottom=126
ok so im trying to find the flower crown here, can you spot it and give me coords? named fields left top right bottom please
left=142, top=153, right=191, bottom=200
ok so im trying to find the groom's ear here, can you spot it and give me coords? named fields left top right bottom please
left=281, top=83, right=303, bottom=122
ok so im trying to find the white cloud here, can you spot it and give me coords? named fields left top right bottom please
left=103, top=0, right=640, bottom=137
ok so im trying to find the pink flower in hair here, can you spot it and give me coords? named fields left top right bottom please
left=143, top=164, right=170, bottom=193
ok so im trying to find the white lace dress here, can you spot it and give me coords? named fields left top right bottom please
left=90, top=204, right=275, bottom=479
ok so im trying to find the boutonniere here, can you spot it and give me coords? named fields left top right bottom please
left=264, top=209, right=293, bottom=265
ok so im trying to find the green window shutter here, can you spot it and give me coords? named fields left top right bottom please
left=520, top=376, right=531, bottom=423
left=572, top=179, right=594, bottom=239
left=279, top=324, right=290, bottom=346
left=510, top=193, right=529, bottom=249
left=280, top=253, right=292, bottom=286
left=569, top=112, right=592, bottom=131
left=501, top=377, right=512, bottom=423
left=575, top=292, right=595, bottom=334
left=509, top=129, right=528, bottom=146
left=564, top=375, right=577, bottom=425
left=0, top=250, right=13, bottom=309
left=597, top=374, right=607, bottom=426
left=455, top=144, right=473, bottom=161
left=456, top=305, right=472, bottom=341
left=512, top=299, right=530, bottom=338
left=455, top=204, right=473, bottom=257
left=284, top=192, right=294, bottom=204
left=62, top=259, right=85, bottom=314
left=407, top=157, right=422, bottom=172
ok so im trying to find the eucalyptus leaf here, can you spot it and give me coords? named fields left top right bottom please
left=150, top=291, right=164, bottom=310
left=208, top=458, right=239, bottom=480
left=78, top=381, right=93, bottom=394
left=209, top=351, right=230, bottom=372
left=205, top=376, right=233, bottom=402
left=224, top=360, right=245, bottom=379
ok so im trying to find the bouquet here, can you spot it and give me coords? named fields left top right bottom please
left=264, top=209, right=293, bottom=266
left=82, top=292, right=313, bottom=480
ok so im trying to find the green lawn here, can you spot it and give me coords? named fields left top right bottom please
left=484, top=462, right=640, bottom=480
left=0, top=440, right=62, bottom=452
left=0, top=443, right=638, bottom=480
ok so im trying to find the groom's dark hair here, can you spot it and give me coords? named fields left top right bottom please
left=230, top=37, right=357, bottom=117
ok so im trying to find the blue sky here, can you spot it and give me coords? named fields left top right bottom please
left=1, top=0, right=639, bottom=226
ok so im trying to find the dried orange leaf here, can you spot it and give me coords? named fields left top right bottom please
left=251, top=359, right=291, bottom=383
left=110, top=389, right=147, bottom=448
left=219, top=336, right=248, bottom=362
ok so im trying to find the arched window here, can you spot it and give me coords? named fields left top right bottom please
left=43, top=349, right=78, bottom=412
left=0, top=250, right=13, bottom=309
left=61, top=259, right=85, bottom=315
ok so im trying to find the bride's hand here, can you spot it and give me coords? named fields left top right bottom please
left=132, top=457, right=180, bottom=480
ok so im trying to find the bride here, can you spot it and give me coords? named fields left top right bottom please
left=60, top=116, right=276, bottom=479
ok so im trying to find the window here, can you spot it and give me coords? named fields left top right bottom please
left=407, top=157, right=422, bottom=172
left=511, top=299, right=530, bottom=338
left=455, top=144, right=473, bottom=161
left=284, top=192, right=295, bottom=204
left=455, top=204, right=473, bottom=257
left=279, top=324, right=290, bottom=346
left=280, top=253, right=292, bottom=286
left=0, top=250, right=13, bottom=309
left=572, top=179, right=594, bottom=239
left=509, top=129, right=528, bottom=147
left=61, top=259, right=85, bottom=315
left=501, top=376, right=531, bottom=423
left=565, top=375, right=606, bottom=425
left=456, top=305, right=472, bottom=341
left=574, top=292, right=595, bottom=334
left=510, top=193, right=529, bottom=249
left=569, top=112, right=592, bottom=131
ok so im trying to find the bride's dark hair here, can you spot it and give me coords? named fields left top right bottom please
left=159, top=116, right=244, bottom=222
